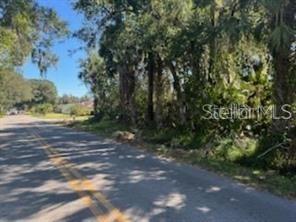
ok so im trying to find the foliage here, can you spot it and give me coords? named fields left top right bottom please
left=55, top=103, right=75, bottom=114
left=0, top=0, right=68, bottom=73
left=213, top=137, right=258, bottom=162
left=0, top=0, right=67, bottom=113
left=0, top=72, right=58, bottom=113
left=73, top=0, right=295, bottom=172
left=58, top=94, right=90, bottom=104
left=71, top=118, right=296, bottom=198
left=31, top=103, right=53, bottom=115
left=79, top=51, right=119, bottom=117
left=0, top=69, right=32, bottom=112
left=69, top=104, right=91, bottom=116
left=29, top=79, right=58, bottom=105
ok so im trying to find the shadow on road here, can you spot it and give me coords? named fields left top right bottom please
left=0, top=120, right=94, bottom=221
left=0, top=117, right=295, bottom=222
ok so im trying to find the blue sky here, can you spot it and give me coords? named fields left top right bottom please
left=22, top=0, right=89, bottom=97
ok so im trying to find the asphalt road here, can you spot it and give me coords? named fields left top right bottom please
left=0, top=115, right=295, bottom=222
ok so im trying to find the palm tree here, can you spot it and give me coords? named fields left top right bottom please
left=264, top=0, right=295, bottom=132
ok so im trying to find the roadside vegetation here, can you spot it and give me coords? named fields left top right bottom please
left=70, top=118, right=296, bottom=198
left=29, top=95, right=92, bottom=120
left=31, top=113, right=90, bottom=121
left=0, top=0, right=295, bottom=198
left=71, top=1, right=295, bottom=197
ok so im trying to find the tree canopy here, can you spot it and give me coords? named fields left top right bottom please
left=0, top=0, right=68, bottom=113
left=0, top=0, right=68, bottom=72
left=0, top=69, right=32, bottom=112
left=74, top=0, right=295, bottom=171
left=29, top=79, right=58, bottom=105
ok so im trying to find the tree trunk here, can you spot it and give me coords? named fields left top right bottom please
left=127, top=69, right=137, bottom=125
left=119, top=65, right=130, bottom=122
left=147, top=52, right=155, bottom=124
left=93, top=95, right=98, bottom=114
left=208, top=1, right=217, bottom=84
left=273, top=51, right=292, bottom=132
left=118, top=64, right=137, bottom=125
left=168, top=61, right=186, bottom=125
left=155, top=54, right=163, bottom=128
left=271, top=2, right=295, bottom=133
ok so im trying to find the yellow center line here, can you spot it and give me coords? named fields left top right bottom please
left=28, top=129, right=129, bottom=222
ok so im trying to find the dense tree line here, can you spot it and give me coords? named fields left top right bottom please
left=30, top=79, right=58, bottom=105
left=0, top=70, right=32, bottom=112
left=58, top=94, right=91, bottom=105
left=0, top=71, right=57, bottom=112
left=74, top=0, right=295, bottom=171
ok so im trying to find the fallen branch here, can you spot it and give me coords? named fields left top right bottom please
left=257, top=142, right=287, bottom=159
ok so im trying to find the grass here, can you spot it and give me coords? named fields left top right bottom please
left=185, top=154, right=296, bottom=199
left=31, top=112, right=91, bottom=121
left=68, top=118, right=296, bottom=199
left=69, top=118, right=130, bottom=137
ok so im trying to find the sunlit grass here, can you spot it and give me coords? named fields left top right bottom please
left=31, top=112, right=91, bottom=121
left=69, top=118, right=130, bottom=137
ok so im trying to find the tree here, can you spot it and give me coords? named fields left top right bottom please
left=73, top=0, right=295, bottom=171
left=262, top=0, right=295, bottom=132
left=58, top=94, right=81, bottom=104
left=0, top=0, right=68, bottom=73
left=0, top=69, right=32, bottom=112
left=31, top=103, right=53, bottom=115
left=29, top=79, right=58, bottom=105
left=79, top=51, right=118, bottom=118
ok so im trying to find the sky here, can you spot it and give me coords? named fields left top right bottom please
left=22, top=0, right=89, bottom=97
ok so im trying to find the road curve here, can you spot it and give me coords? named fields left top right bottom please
left=0, top=115, right=295, bottom=222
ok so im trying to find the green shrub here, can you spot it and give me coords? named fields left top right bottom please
left=214, top=137, right=258, bottom=162
left=31, top=103, right=53, bottom=115
left=56, top=104, right=76, bottom=114
left=69, top=104, right=91, bottom=116
left=54, top=105, right=62, bottom=113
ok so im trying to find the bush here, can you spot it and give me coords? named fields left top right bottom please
left=214, top=137, right=258, bottom=162
left=31, top=103, right=53, bottom=115
left=56, top=104, right=75, bottom=114
left=69, top=104, right=91, bottom=116
left=54, top=105, right=63, bottom=113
